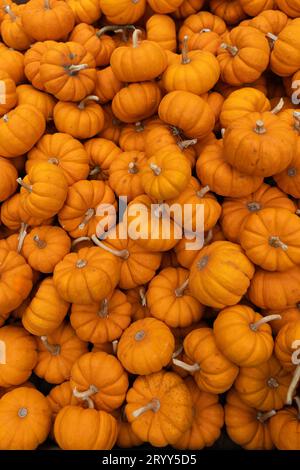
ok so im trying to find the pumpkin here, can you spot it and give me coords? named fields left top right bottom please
left=0, top=47, right=25, bottom=84
left=270, top=19, right=300, bottom=76
left=58, top=180, right=116, bottom=238
left=162, top=36, right=220, bottom=96
left=173, top=377, right=224, bottom=450
left=70, top=351, right=128, bottom=411
left=70, top=289, right=132, bottom=343
left=0, top=387, right=51, bottom=450
left=148, top=0, right=184, bottom=12
left=23, top=40, right=56, bottom=91
left=116, top=407, right=143, bottom=448
left=141, top=150, right=191, bottom=200
left=240, top=208, right=300, bottom=272
left=239, top=0, right=275, bottom=16
left=246, top=10, right=289, bottom=35
left=66, top=0, right=102, bottom=24
left=144, top=123, right=197, bottom=159
left=266, top=307, right=300, bottom=335
left=214, top=305, right=278, bottom=367
left=91, top=225, right=162, bottom=289
left=127, top=287, right=150, bottom=321
left=27, top=133, right=89, bottom=186
left=225, top=390, right=274, bottom=450
left=112, top=81, right=162, bottom=123
left=274, top=137, right=300, bottom=198
left=0, top=249, right=33, bottom=324
left=54, top=404, right=118, bottom=450
left=110, top=29, right=167, bottom=83
left=53, top=247, right=120, bottom=304
left=0, top=157, right=18, bottom=202
left=119, top=119, right=161, bottom=153
left=269, top=398, right=300, bottom=450
left=94, top=66, right=123, bottom=104
left=276, top=0, right=300, bottom=17
left=159, top=91, right=215, bottom=139
left=1, top=4, right=33, bottom=51
left=169, top=177, right=222, bottom=232
left=173, top=327, right=239, bottom=394
left=99, top=104, right=122, bottom=144
left=223, top=112, right=296, bottom=177
left=0, top=326, right=37, bottom=387
left=125, top=194, right=182, bottom=252
left=34, top=322, right=88, bottom=384
left=21, top=0, right=75, bottom=41
left=217, top=27, right=269, bottom=86
left=0, top=70, right=17, bottom=117
left=249, top=266, right=300, bottom=312
left=220, top=183, right=296, bottom=243
left=173, top=0, right=204, bottom=17
left=84, top=137, right=122, bottom=181
left=210, top=0, right=246, bottom=24
left=40, top=41, right=97, bottom=102
left=189, top=241, right=255, bottom=308
left=47, top=381, right=81, bottom=431
left=196, top=140, right=263, bottom=198
left=70, top=23, right=116, bottom=67
left=108, top=151, right=147, bottom=202
left=179, top=12, right=227, bottom=55
left=53, top=96, right=104, bottom=139
left=220, top=88, right=271, bottom=128
left=22, top=226, right=71, bottom=273
left=235, top=355, right=292, bottom=411
left=146, top=267, right=204, bottom=328
left=22, top=278, right=69, bottom=336
left=117, top=317, right=175, bottom=375
left=100, top=0, right=146, bottom=24
left=125, top=370, right=193, bottom=447
left=1, top=194, right=53, bottom=232
left=0, top=105, right=45, bottom=158
left=16, top=84, right=55, bottom=120
left=146, top=14, right=176, bottom=51
left=18, top=162, right=68, bottom=219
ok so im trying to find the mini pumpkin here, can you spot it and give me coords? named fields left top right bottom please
left=173, top=0, right=205, bottom=18
left=246, top=9, right=289, bottom=35
left=109, top=151, right=147, bottom=202
left=70, top=351, right=129, bottom=411
left=189, top=241, right=255, bottom=309
left=239, top=0, right=275, bottom=15
left=16, top=84, right=56, bottom=120
left=266, top=307, right=300, bottom=335
left=0, top=387, right=51, bottom=450
left=22, top=278, right=69, bottom=336
left=127, top=287, right=150, bottom=321
left=269, top=19, right=300, bottom=76
left=117, top=318, right=175, bottom=375
left=125, top=370, right=193, bottom=447
left=0, top=326, right=37, bottom=387
left=84, top=137, right=122, bottom=181
left=274, top=137, right=300, bottom=198
left=54, top=247, right=120, bottom=304
left=210, top=0, right=246, bottom=24
left=34, top=322, right=88, bottom=384
left=0, top=70, right=17, bottom=117
left=98, top=104, right=122, bottom=144
left=146, top=13, right=176, bottom=51
left=269, top=397, right=300, bottom=450
left=0, top=157, right=18, bottom=202
left=66, top=0, right=102, bottom=24
left=94, top=66, right=123, bottom=104
left=100, top=0, right=146, bottom=24
left=116, top=407, right=143, bottom=448
left=23, top=40, right=56, bottom=90
left=0, top=194, right=53, bottom=232
left=70, top=23, right=116, bottom=67
left=70, top=289, right=132, bottom=343
left=1, top=4, right=33, bottom=51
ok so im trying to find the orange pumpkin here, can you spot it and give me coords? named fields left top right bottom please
left=148, top=0, right=184, bottom=13
left=0, top=157, right=18, bottom=203
left=146, top=14, right=176, bottom=51
left=127, top=287, right=150, bottom=321
left=274, top=137, right=300, bottom=198
left=0, top=47, right=25, bottom=84
left=98, top=104, right=122, bottom=144
left=173, top=0, right=205, bottom=18
left=1, top=5, right=33, bottom=51
left=100, top=0, right=146, bottom=24
left=16, top=84, right=56, bottom=120
left=266, top=307, right=300, bottom=335
left=1, top=193, right=53, bottom=232
left=239, top=0, right=275, bottom=15
left=85, top=137, right=122, bottom=181
left=270, top=19, right=300, bottom=76
left=24, top=40, right=56, bottom=90
left=70, top=23, right=116, bottom=67
left=116, top=407, right=143, bottom=448
left=246, top=9, right=289, bottom=35
left=269, top=398, right=300, bottom=450
left=0, top=70, right=17, bottom=117
left=109, top=151, right=147, bottom=202
left=66, top=0, right=102, bottom=24
left=94, top=66, right=123, bottom=104
left=210, top=0, right=246, bottom=24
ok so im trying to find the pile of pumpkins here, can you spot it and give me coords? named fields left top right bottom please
left=2, top=0, right=300, bottom=451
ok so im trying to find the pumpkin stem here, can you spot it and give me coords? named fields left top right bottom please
left=296, top=209, right=300, bottom=216
left=89, top=166, right=101, bottom=177
left=17, top=177, right=32, bottom=193
left=33, top=235, right=47, bottom=249
left=172, top=344, right=183, bottom=358
left=204, top=229, right=213, bottom=246
left=40, top=336, right=61, bottom=356
left=96, top=25, right=126, bottom=37
left=18, top=407, right=28, bottom=418
left=178, top=139, right=197, bottom=150
left=181, top=35, right=191, bottom=65
left=256, top=410, right=276, bottom=423
left=3, top=114, right=9, bottom=123
left=132, top=398, right=161, bottom=418
left=128, top=161, right=139, bottom=174
left=267, top=377, right=279, bottom=389
left=78, top=208, right=95, bottom=230
left=197, top=185, right=210, bottom=198
left=4, top=5, right=17, bottom=20
left=150, top=163, right=162, bottom=176
left=175, top=278, right=189, bottom=297
left=288, top=167, right=297, bottom=177
left=78, top=95, right=99, bottom=110
left=294, top=396, right=300, bottom=418
left=132, top=28, right=142, bottom=48
left=271, top=98, right=284, bottom=114
left=254, top=120, right=267, bottom=134
left=44, top=0, right=50, bottom=9
left=17, top=223, right=28, bottom=253
left=269, top=236, right=288, bottom=251
left=73, top=385, right=99, bottom=409
left=266, top=32, right=278, bottom=47
left=200, top=28, right=211, bottom=33
left=197, top=255, right=209, bottom=270
left=139, top=287, right=147, bottom=307
left=71, top=236, right=91, bottom=249
left=247, top=201, right=261, bottom=212
left=169, top=125, right=182, bottom=136
left=76, top=259, right=88, bottom=269
left=172, top=358, right=200, bottom=372
left=48, top=157, right=59, bottom=165
left=135, top=121, right=145, bottom=133
left=112, top=340, right=118, bottom=354
left=67, top=64, right=89, bottom=75
left=220, top=42, right=239, bottom=56
left=293, top=111, right=300, bottom=133
left=91, top=234, right=130, bottom=260
left=286, top=366, right=300, bottom=405
left=250, top=314, right=282, bottom=332
left=98, top=298, right=109, bottom=318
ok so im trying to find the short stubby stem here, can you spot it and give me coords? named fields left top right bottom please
left=267, top=377, right=279, bottom=389
left=254, top=120, right=267, bottom=134
left=197, top=185, right=210, bottom=198
left=220, top=43, right=239, bottom=56
left=257, top=410, right=276, bottom=423
left=33, top=235, right=47, bottom=249
left=18, top=407, right=28, bottom=418
left=67, top=64, right=88, bottom=76
left=128, top=161, right=138, bottom=174
left=269, top=236, right=288, bottom=251
left=178, top=139, right=197, bottom=150
left=76, top=259, right=88, bottom=269
left=247, top=201, right=261, bottom=212
left=135, top=330, right=145, bottom=341
left=48, top=157, right=59, bottom=165
left=98, top=298, right=109, bottom=318
left=150, top=163, right=161, bottom=176
left=139, top=288, right=147, bottom=307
